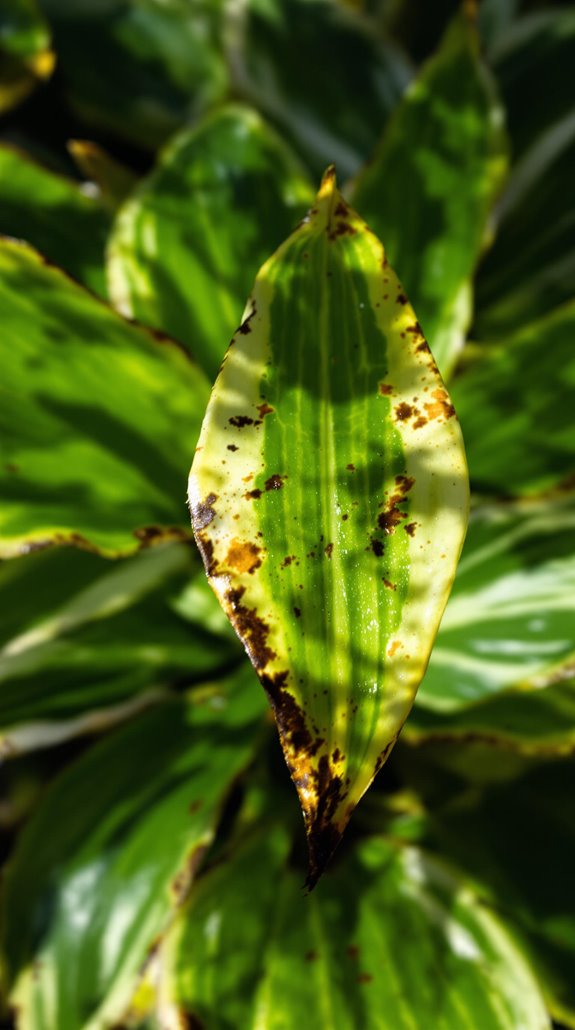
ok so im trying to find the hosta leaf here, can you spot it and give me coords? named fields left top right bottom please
left=229, top=0, right=412, bottom=180
left=170, top=827, right=549, bottom=1029
left=452, top=303, right=575, bottom=497
left=36, top=0, right=227, bottom=149
left=0, top=238, right=210, bottom=557
left=0, top=542, right=241, bottom=751
left=0, top=144, right=112, bottom=295
left=0, top=0, right=54, bottom=114
left=189, top=169, right=469, bottom=884
left=2, top=670, right=266, bottom=1030
left=417, top=494, right=575, bottom=709
left=108, top=105, right=314, bottom=378
left=351, top=12, right=508, bottom=379
left=419, top=755, right=575, bottom=1027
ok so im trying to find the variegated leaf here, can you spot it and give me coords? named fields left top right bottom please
left=189, top=168, right=469, bottom=885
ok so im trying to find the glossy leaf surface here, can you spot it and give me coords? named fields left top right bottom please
left=230, top=0, right=411, bottom=179
left=0, top=145, right=112, bottom=295
left=3, top=672, right=266, bottom=1029
left=452, top=304, right=575, bottom=496
left=0, top=239, right=209, bottom=557
left=171, top=828, right=549, bottom=1029
left=352, top=13, right=507, bottom=379
left=0, top=542, right=241, bottom=750
left=418, top=495, right=575, bottom=709
left=189, top=171, right=469, bottom=882
left=0, top=0, right=54, bottom=113
left=108, top=105, right=314, bottom=378
left=36, top=0, right=227, bottom=148
left=420, top=755, right=575, bottom=1027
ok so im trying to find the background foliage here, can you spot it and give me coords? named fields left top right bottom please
left=0, top=0, right=574, bottom=1027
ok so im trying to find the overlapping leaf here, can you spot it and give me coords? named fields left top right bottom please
left=36, top=0, right=227, bottom=148
left=189, top=169, right=468, bottom=883
left=417, top=494, right=575, bottom=709
left=228, top=0, right=412, bottom=179
left=108, top=105, right=314, bottom=378
left=2, top=670, right=266, bottom=1030
left=0, top=542, right=242, bottom=752
left=169, top=827, right=549, bottom=1029
left=0, top=0, right=54, bottom=114
left=0, top=239, right=210, bottom=556
left=452, top=304, right=575, bottom=497
left=352, top=12, right=508, bottom=379
left=0, top=145, right=111, bottom=295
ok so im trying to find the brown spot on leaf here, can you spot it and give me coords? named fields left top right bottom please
left=281, top=554, right=296, bottom=568
left=405, top=522, right=417, bottom=537
left=413, top=416, right=427, bottom=429
left=324, top=542, right=334, bottom=559
left=257, top=401, right=274, bottom=418
left=395, top=474, right=415, bottom=493
left=371, top=538, right=384, bottom=557
left=406, top=321, right=423, bottom=336
left=346, top=463, right=356, bottom=472
left=245, top=488, right=263, bottom=500
left=265, top=474, right=286, bottom=491
left=225, top=586, right=276, bottom=668
left=226, top=539, right=262, bottom=575
left=357, top=972, right=373, bottom=985
left=294, top=606, right=301, bottom=618
left=383, top=578, right=395, bottom=590
left=424, top=388, right=456, bottom=421
left=395, top=402, right=413, bottom=421
left=227, top=444, right=238, bottom=452
left=379, top=383, right=393, bottom=395
left=397, top=292, right=408, bottom=305
left=377, top=508, right=405, bottom=534
left=388, top=640, right=401, bottom=657
left=192, top=493, right=218, bottom=531
left=229, top=415, right=254, bottom=428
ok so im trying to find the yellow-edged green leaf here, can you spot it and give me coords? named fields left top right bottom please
left=0, top=238, right=209, bottom=557
left=107, top=104, right=314, bottom=378
left=351, top=12, right=508, bottom=379
left=189, top=169, right=469, bottom=883
left=169, top=827, right=550, bottom=1030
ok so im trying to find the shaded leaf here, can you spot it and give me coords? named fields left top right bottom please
left=352, top=12, right=508, bottom=378
left=418, top=494, right=575, bottom=709
left=68, top=139, right=138, bottom=211
left=170, top=827, right=549, bottom=1029
left=420, top=755, right=575, bottom=1027
left=229, top=0, right=412, bottom=180
left=452, top=303, right=575, bottom=497
left=36, top=0, right=228, bottom=149
left=0, top=144, right=112, bottom=295
left=108, top=104, right=314, bottom=378
left=0, top=238, right=210, bottom=557
left=473, top=10, right=575, bottom=337
left=189, top=169, right=468, bottom=884
left=0, top=0, right=54, bottom=114
left=407, top=678, right=575, bottom=755
left=0, top=542, right=242, bottom=750
left=2, top=669, right=266, bottom=1029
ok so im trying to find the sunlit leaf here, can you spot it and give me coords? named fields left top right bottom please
left=352, top=12, right=508, bottom=379
left=229, top=0, right=412, bottom=180
left=417, top=494, right=575, bottom=709
left=0, top=144, right=111, bottom=295
left=189, top=169, right=468, bottom=884
left=170, top=827, right=549, bottom=1029
left=0, top=542, right=241, bottom=752
left=108, top=104, right=314, bottom=378
left=2, top=669, right=266, bottom=1030
left=0, top=238, right=210, bottom=557
left=36, top=0, right=228, bottom=148
left=452, top=303, right=575, bottom=497
left=0, top=0, right=54, bottom=114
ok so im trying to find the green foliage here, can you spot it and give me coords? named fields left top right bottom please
left=0, top=2, right=573, bottom=1028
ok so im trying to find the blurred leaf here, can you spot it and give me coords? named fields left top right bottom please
left=0, top=0, right=54, bottom=114
left=190, top=168, right=468, bottom=884
left=421, top=756, right=575, bottom=1027
left=68, top=140, right=138, bottom=211
left=0, top=238, right=210, bottom=557
left=418, top=495, right=575, bottom=709
left=36, top=0, right=228, bottom=149
left=352, top=12, right=508, bottom=379
left=474, top=10, right=575, bottom=337
left=169, top=827, right=549, bottom=1029
left=0, top=542, right=242, bottom=750
left=407, top=678, right=575, bottom=754
left=3, top=669, right=266, bottom=1029
left=452, top=303, right=575, bottom=496
left=228, top=0, right=412, bottom=180
left=108, top=104, right=314, bottom=378
left=477, top=0, right=521, bottom=50
left=0, top=144, right=111, bottom=294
